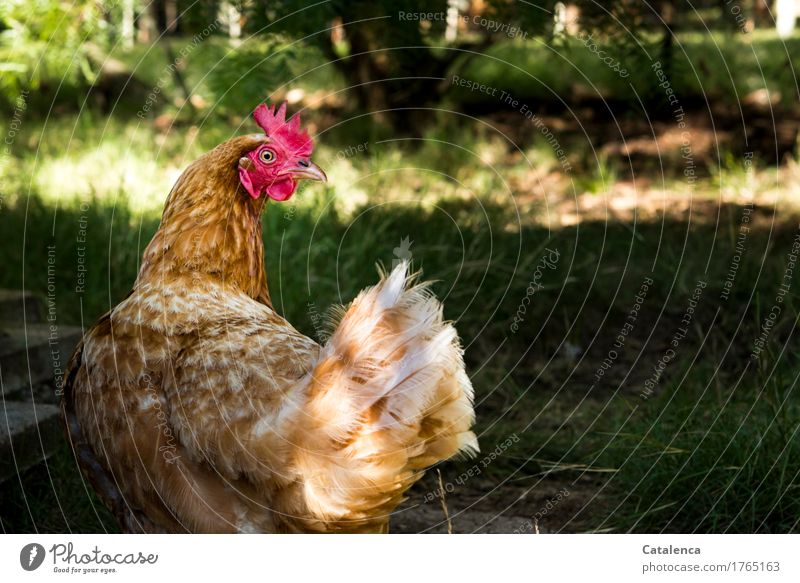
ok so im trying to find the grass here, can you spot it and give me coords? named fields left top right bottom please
left=590, top=359, right=800, bottom=533
left=0, top=444, right=117, bottom=533
left=2, top=87, right=800, bottom=533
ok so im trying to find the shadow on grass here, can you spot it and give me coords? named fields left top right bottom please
left=1, top=193, right=798, bottom=532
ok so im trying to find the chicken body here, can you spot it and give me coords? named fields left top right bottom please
left=62, top=135, right=477, bottom=533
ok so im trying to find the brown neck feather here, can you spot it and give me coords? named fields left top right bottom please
left=136, top=135, right=273, bottom=306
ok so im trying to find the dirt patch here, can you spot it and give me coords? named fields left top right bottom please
left=390, top=472, right=605, bottom=534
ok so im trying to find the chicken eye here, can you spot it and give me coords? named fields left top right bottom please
left=259, top=149, right=276, bottom=164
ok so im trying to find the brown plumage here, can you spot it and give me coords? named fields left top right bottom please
left=61, top=133, right=477, bottom=533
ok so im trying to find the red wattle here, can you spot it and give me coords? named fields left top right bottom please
left=266, top=178, right=296, bottom=201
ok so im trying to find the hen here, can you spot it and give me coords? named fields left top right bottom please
left=61, top=103, right=477, bottom=533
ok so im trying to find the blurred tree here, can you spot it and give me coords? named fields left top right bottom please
left=148, top=0, right=180, bottom=34
left=121, top=0, right=135, bottom=49
left=752, top=0, right=773, bottom=28
left=657, top=0, right=676, bottom=80
left=249, top=0, right=555, bottom=121
left=177, top=0, right=221, bottom=35
left=0, top=0, right=109, bottom=105
left=221, top=2, right=243, bottom=40
left=776, top=0, right=797, bottom=37
left=204, top=35, right=301, bottom=114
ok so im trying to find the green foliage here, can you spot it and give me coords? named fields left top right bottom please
left=244, top=0, right=554, bottom=113
left=0, top=0, right=109, bottom=106
left=176, top=0, right=223, bottom=33
left=203, top=35, right=311, bottom=114
left=456, top=31, right=800, bottom=108
left=483, top=0, right=558, bottom=37
left=256, top=0, right=446, bottom=111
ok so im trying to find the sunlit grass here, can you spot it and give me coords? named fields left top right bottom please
left=4, top=110, right=798, bottom=232
left=2, top=112, right=554, bottom=218
left=2, top=115, right=192, bottom=213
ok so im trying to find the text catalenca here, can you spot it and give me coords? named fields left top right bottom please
left=643, top=545, right=700, bottom=555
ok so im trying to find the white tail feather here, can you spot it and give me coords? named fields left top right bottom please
left=292, top=261, right=477, bottom=530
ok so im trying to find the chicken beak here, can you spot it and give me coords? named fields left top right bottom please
left=287, top=160, right=327, bottom=183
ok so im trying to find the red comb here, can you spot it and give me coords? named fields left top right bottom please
left=253, top=102, right=313, bottom=157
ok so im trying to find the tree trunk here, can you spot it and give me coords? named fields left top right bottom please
left=753, top=0, right=772, bottom=28
left=776, top=0, right=797, bottom=38
left=222, top=2, right=242, bottom=41
left=659, top=1, right=675, bottom=80
left=164, top=0, right=178, bottom=34
left=121, top=0, right=135, bottom=50
left=445, top=0, right=461, bottom=42
left=137, top=5, right=157, bottom=43
left=316, top=12, right=472, bottom=128
left=163, top=41, right=197, bottom=116
left=346, top=26, right=390, bottom=116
